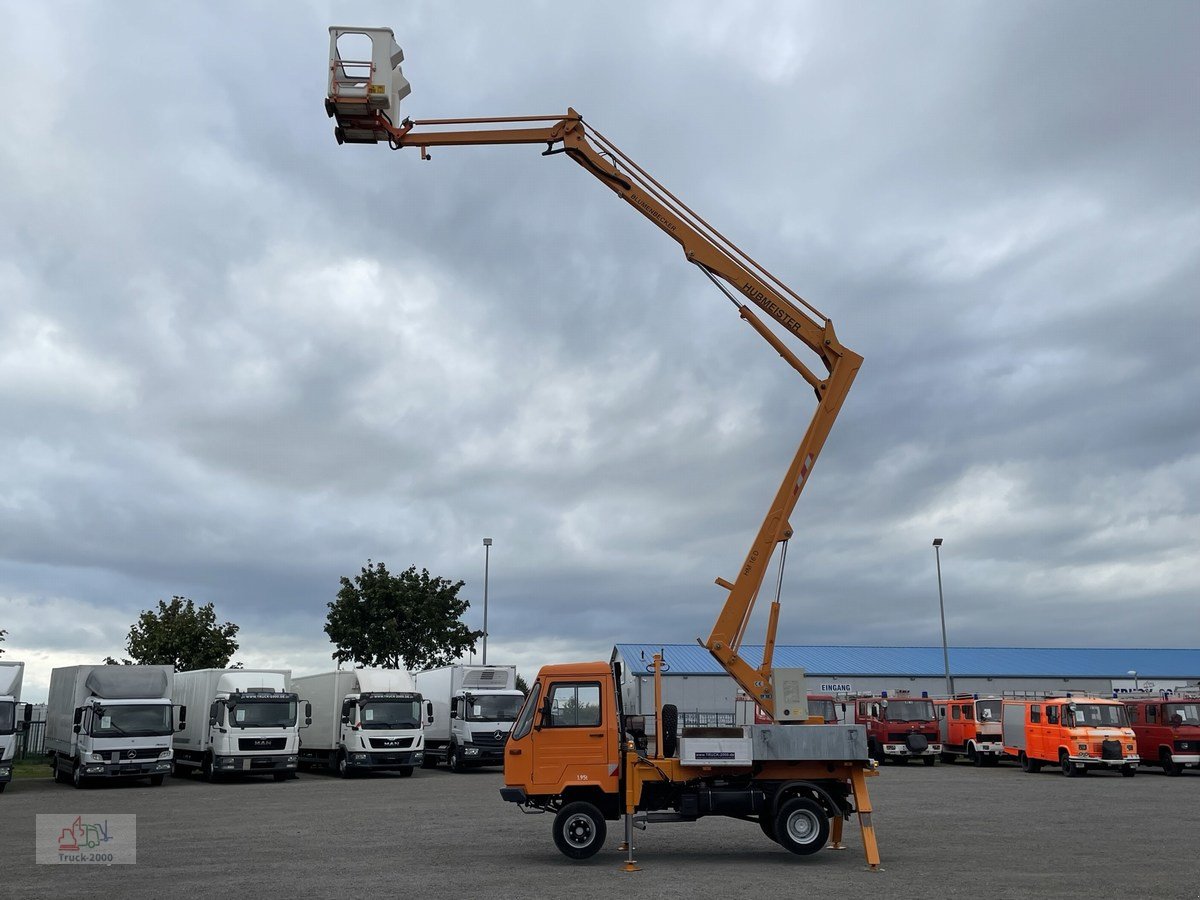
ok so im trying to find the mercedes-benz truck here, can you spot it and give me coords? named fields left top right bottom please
left=413, top=664, right=524, bottom=771
left=293, top=668, right=425, bottom=777
left=45, top=665, right=181, bottom=788
left=172, top=669, right=310, bottom=781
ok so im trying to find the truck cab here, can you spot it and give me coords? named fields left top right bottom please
left=205, top=687, right=307, bottom=780
left=0, top=662, right=31, bottom=793
left=335, top=689, right=424, bottom=775
left=64, top=696, right=178, bottom=786
left=935, top=696, right=1003, bottom=766
left=1120, top=695, right=1200, bottom=776
left=414, top=664, right=525, bottom=771
left=853, top=695, right=941, bottom=765
left=1003, top=697, right=1139, bottom=776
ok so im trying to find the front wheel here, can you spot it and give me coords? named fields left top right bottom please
left=273, top=771, right=289, bottom=782
left=1061, top=752, right=1082, bottom=778
left=1120, top=765, right=1137, bottom=778
left=923, top=755, right=937, bottom=767
left=396, top=766, right=414, bottom=778
left=774, top=797, right=829, bottom=856
left=72, top=763, right=87, bottom=790
left=553, top=801, right=606, bottom=860
left=337, top=752, right=353, bottom=779
left=1161, top=750, right=1184, bottom=777
left=149, top=774, right=165, bottom=786
left=448, top=745, right=464, bottom=773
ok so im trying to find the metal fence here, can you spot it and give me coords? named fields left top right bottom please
left=15, top=720, right=47, bottom=759
left=679, top=712, right=735, bottom=728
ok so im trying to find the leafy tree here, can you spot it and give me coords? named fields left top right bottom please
left=325, top=560, right=481, bottom=670
left=111, top=597, right=240, bottom=670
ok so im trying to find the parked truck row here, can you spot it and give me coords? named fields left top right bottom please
left=13, top=662, right=521, bottom=791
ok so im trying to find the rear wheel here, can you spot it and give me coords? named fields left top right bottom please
left=553, top=801, right=606, bottom=860
left=774, top=797, right=829, bottom=856
left=1020, top=752, right=1042, bottom=773
left=941, top=751, right=955, bottom=763
left=1161, top=750, right=1184, bottom=777
left=53, top=761, right=68, bottom=784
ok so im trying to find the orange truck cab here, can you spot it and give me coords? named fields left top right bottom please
left=934, top=696, right=1003, bottom=766
left=1120, top=694, right=1200, bottom=776
left=501, top=661, right=880, bottom=864
left=1002, top=697, right=1139, bottom=777
left=853, top=694, right=941, bottom=765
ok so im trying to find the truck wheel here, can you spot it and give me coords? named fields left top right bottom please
left=397, top=766, right=414, bottom=778
left=774, top=797, right=829, bottom=856
left=1120, top=765, right=1137, bottom=778
left=1019, top=752, right=1039, bottom=773
left=273, top=771, right=289, bottom=782
left=72, top=763, right=87, bottom=790
left=1161, top=750, right=1184, bottom=776
left=149, top=774, right=165, bottom=786
left=868, top=741, right=884, bottom=764
left=53, top=762, right=68, bottom=784
left=337, top=752, right=354, bottom=779
left=923, top=755, right=937, bottom=767
left=1060, top=751, right=1082, bottom=778
left=420, top=753, right=437, bottom=769
left=202, top=754, right=220, bottom=783
left=553, top=801, right=606, bottom=860
left=448, top=745, right=464, bottom=773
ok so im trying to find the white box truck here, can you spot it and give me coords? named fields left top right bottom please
left=45, top=665, right=181, bottom=789
left=1, top=661, right=32, bottom=793
left=172, top=669, right=311, bottom=782
left=413, top=664, right=525, bottom=771
left=292, top=668, right=425, bottom=777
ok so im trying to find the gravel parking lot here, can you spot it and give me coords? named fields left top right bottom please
left=1, top=760, right=1196, bottom=900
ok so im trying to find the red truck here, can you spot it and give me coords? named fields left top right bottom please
left=1119, top=693, right=1200, bottom=776
left=854, top=694, right=941, bottom=765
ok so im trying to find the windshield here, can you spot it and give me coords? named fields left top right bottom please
left=811, top=699, right=838, bottom=723
left=361, top=700, right=421, bottom=730
left=229, top=699, right=297, bottom=729
left=1164, top=703, right=1200, bottom=726
left=91, top=704, right=172, bottom=737
left=884, top=700, right=935, bottom=722
left=1068, top=704, right=1129, bottom=728
left=467, top=694, right=524, bottom=722
left=977, top=700, right=1002, bottom=723
left=0, top=701, right=13, bottom=734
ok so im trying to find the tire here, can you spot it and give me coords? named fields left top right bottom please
left=149, top=774, right=165, bottom=786
left=1020, top=752, right=1041, bottom=773
left=0, top=782, right=6, bottom=793
left=552, top=801, right=607, bottom=860
left=420, top=752, right=438, bottom=769
left=1061, top=752, right=1081, bottom=778
left=1121, top=765, right=1137, bottom=778
left=201, top=754, right=220, bottom=783
left=53, top=762, right=68, bottom=784
left=923, top=755, right=937, bottom=767
left=1161, top=750, right=1184, bottom=777
left=448, top=745, right=464, bottom=773
left=758, top=815, right=779, bottom=844
left=72, top=762, right=87, bottom=790
left=337, top=752, right=353, bottom=779
left=774, top=797, right=830, bottom=856
left=396, top=766, right=414, bottom=778
left=273, top=771, right=290, bottom=782
left=661, top=704, right=678, bottom=758
left=869, top=741, right=884, bottom=764
left=970, top=746, right=984, bottom=767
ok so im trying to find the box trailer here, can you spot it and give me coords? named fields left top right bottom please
left=413, top=664, right=524, bottom=771
left=292, top=668, right=425, bottom=777
left=172, top=669, right=310, bottom=782
left=0, top=661, right=32, bottom=793
left=45, top=665, right=181, bottom=788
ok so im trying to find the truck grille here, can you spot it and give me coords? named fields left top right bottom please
left=887, top=732, right=931, bottom=742
left=110, top=748, right=166, bottom=761
left=238, top=737, right=287, bottom=751
left=471, top=731, right=508, bottom=748
left=368, top=737, right=414, bottom=749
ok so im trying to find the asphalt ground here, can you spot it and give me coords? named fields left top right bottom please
left=1, top=759, right=1196, bottom=900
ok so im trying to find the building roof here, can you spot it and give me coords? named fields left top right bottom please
left=612, top=644, right=1200, bottom=678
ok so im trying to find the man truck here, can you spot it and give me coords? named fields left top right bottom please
left=327, top=29, right=880, bottom=867
left=1, top=661, right=32, bottom=793
left=292, top=668, right=425, bottom=777
left=172, top=668, right=310, bottom=782
left=45, top=664, right=181, bottom=788
left=413, top=664, right=524, bottom=772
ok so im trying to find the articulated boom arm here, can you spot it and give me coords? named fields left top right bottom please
left=335, top=105, right=862, bottom=720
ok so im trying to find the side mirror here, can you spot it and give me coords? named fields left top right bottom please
left=177, top=705, right=188, bottom=732
left=535, top=696, right=553, bottom=730
left=23, top=703, right=33, bottom=724
left=425, top=701, right=434, bottom=725
left=73, top=707, right=83, bottom=726
left=303, top=701, right=313, bottom=727
left=209, top=700, right=220, bottom=727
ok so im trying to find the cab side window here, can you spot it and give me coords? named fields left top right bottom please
left=1147, top=705, right=1157, bottom=723
left=951, top=706, right=961, bottom=720
left=963, top=704, right=974, bottom=720
left=1127, top=706, right=1139, bottom=723
left=1046, top=705, right=1059, bottom=725
left=1030, top=704, right=1041, bottom=724
left=547, top=683, right=602, bottom=728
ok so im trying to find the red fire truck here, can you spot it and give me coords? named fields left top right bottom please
left=1119, top=693, right=1200, bottom=776
left=854, top=694, right=941, bottom=765
left=934, top=696, right=1003, bottom=766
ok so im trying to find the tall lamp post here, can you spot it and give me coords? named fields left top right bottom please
left=932, top=538, right=953, bottom=697
left=1127, top=669, right=1139, bottom=690
left=482, top=538, right=493, bottom=665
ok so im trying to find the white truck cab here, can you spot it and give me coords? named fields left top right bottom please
left=0, top=662, right=32, bottom=793
left=414, top=665, right=525, bottom=771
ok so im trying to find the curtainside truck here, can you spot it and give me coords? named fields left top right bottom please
left=1, top=661, right=33, bottom=793
left=413, top=664, right=524, bottom=771
left=172, top=669, right=310, bottom=782
left=326, top=30, right=882, bottom=868
left=292, top=668, right=425, bottom=777
left=46, top=665, right=181, bottom=788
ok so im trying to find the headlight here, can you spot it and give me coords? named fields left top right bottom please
left=159, top=750, right=173, bottom=759
left=91, top=753, right=107, bottom=762
left=1077, top=743, right=1087, bottom=751
left=0, top=766, right=11, bottom=776
left=287, top=755, right=298, bottom=763
left=465, top=747, right=480, bottom=756
left=1126, top=745, right=1134, bottom=752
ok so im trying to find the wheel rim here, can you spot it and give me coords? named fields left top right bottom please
left=563, top=814, right=596, bottom=849
left=339, top=756, right=347, bottom=776
left=785, top=808, right=821, bottom=845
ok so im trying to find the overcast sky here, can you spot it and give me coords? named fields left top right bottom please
left=2, top=2, right=1197, bottom=701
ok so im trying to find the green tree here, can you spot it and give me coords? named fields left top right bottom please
left=515, top=671, right=529, bottom=694
left=325, top=560, right=481, bottom=670
left=112, top=597, right=240, bottom=670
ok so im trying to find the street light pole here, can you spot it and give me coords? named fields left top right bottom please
left=482, top=538, right=493, bottom=665
left=1127, top=669, right=1139, bottom=690
left=933, top=538, right=953, bottom=697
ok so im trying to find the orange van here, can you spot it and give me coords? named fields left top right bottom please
left=934, top=696, right=1003, bottom=766
left=1002, top=696, right=1138, bottom=777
